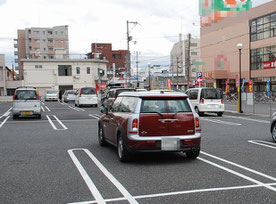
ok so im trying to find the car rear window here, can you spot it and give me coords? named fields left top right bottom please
left=140, top=97, right=192, bottom=113
left=115, top=89, right=135, bottom=97
left=67, top=90, right=76, bottom=94
left=46, top=90, right=57, bottom=94
left=15, top=90, right=38, bottom=100
left=200, top=89, right=222, bottom=99
left=81, top=88, right=96, bottom=94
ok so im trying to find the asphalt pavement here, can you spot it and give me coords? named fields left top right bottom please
left=0, top=101, right=275, bottom=204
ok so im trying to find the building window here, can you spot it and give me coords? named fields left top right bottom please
left=48, top=31, right=53, bottom=35
left=87, top=67, right=90, bottom=74
left=112, top=54, right=121, bottom=59
left=55, top=31, right=58, bottom=35
left=35, top=39, right=40, bottom=43
left=191, top=43, right=198, bottom=47
left=76, top=67, right=80, bottom=74
left=48, top=47, right=53, bottom=51
left=191, top=52, right=197, bottom=56
left=33, top=31, right=39, bottom=35
left=251, top=45, right=276, bottom=70
left=48, top=39, right=53, bottom=43
left=43, top=31, right=46, bottom=35
left=35, top=65, right=43, bottom=68
left=250, top=12, right=276, bottom=42
left=58, top=65, right=72, bottom=76
left=49, top=55, right=54, bottom=59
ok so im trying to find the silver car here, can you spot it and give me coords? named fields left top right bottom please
left=63, top=90, right=76, bottom=103
left=45, top=90, right=58, bottom=101
left=12, top=87, right=42, bottom=119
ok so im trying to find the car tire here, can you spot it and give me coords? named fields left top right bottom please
left=75, top=103, right=77, bottom=107
left=98, top=125, right=107, bottom=147
left=186, top=149, right=200, bottom=159
left=195, top=107, right=203, bottom=116
left=271, top=122, right=276, bottom=143
left=117, top=134, right=131, bottom=162
left=37, top=114, right=41, bottom=119
left=217, top=112, right=223, bottom=117
left=12, top=115, right=18, bottom=120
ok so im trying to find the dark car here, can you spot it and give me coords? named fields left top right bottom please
left=98, top=91, right=201, bottom=162
left=101, top=88, right=136, bottom=108
left=270, top=113, right=276, bottom=142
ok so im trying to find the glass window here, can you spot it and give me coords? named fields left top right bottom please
left=119, top=97, right=138, bottom=113
left=271, top=13, right=276, bottom=22
left=257, top=32, right=263, bottom=40
left=200, top=89, right=223, bottom=99
left=58, top=65, right=72, bottom=76
left=111, top=97, right=123, bottom=112
left=76, top=67, right=80, bottom=74
left=189, top=90, right=199, bottom=100
left=15, top=90, right=38, bottom=100
left=87, top=67, right=90, bottom=74
left=257, top=17, right=264, bottom=25
left=264, top=15, right=270, bottom=23
left=81, top=87, right=96, bottom=95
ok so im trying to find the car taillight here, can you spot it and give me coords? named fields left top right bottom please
left=221, top=99, right=224, bottom=104
left=66, top=93, right=68, bottom=96
left=132, top=118, right=138, bottom=129
left=79, top=89, right=82, bottom=97
left=195, top=117, right=200, bottom=128
left=200, top=99, right=204, bottom=104
left=13, top=90, right=17, bottom=100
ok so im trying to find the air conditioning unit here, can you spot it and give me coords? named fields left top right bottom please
left=53, top=70, right=57, bottom=75
left=74, top=75, right=80, bottom=79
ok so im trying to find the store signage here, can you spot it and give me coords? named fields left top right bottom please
left=248, top=80, right=253, bottom=93
left=167, top=79, right=172, bottom=90
left=263, top=61, right=276, bottom=69
left=235, top=74, right=239, bottom=88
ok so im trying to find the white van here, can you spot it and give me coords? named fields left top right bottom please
left=75, top=87, right=98, bottom=107
left=185, top=88, right=224, bottom=116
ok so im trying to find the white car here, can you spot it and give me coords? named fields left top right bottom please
left=75, top=87, right=98, bottom=107
left=45, top=90, right=58, bottom=101
left=185, top=88, right=224, bottom=116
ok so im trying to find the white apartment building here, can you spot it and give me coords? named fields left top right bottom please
left=22, top=59, right=108, bottom=96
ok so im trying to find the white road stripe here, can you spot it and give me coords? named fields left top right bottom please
left=198, top=157, right=276, bottom=193
left=201, top=151, right=276, bottom=182
left=201, top=118, right=242, bottom=126
left=0, top=116, right=10, bottom=128
left=69, top=149, right=138, bottom=204
left=45, top=106, right=50, bottom=112
left=0, top=107, right=12, bottom=119
left=53, top=115, right=68, bottom=130
left=42, top=102, right=45, bottom=105
left=223, top=115, right=270, bottom=124
left=46, top=115, right=57, bottom=130
left=68, top=106, right=80, bottom=112
left=68, top=182, right=276, bottom=204
left=41, top=106, right=45, bottom=112
left=89, top=114, right=100, bottom=120
left=68, top=150, right=106, bottom=204
left=248, top=140, right=276, bottom=150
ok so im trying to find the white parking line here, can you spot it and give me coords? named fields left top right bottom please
left=46, top=115, right=57, bottom=130
left=88, top=114, right=100, bottom=120
left=201, top=118, right=242, bottom=126
left=68, top=149, right=138, bottom=204
left=41, top=106, right=45, bottom=112
left=68, top=105, right=85, bottom=112
left=201, top=151, right=276, bottom=182
left=248, top=140, right=276, bottom=150
left=0, top=116, right=10, bottom=128
left=223, top=115, right=270, bottom=124
left=53, top=115, right=68, bottom=130
left=45, top=106, right=50, bottom=112
left=0, top=107, right=12, bottom=119
left=42, top=102, right=45, bottom=105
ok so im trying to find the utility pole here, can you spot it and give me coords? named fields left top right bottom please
left=176, top=57, right=179, bottom=90
left=136, top=51, right=139, bottom=88
left=126, top=20, right=138, bottom=88
left=185, top=33, right=191, bottom=85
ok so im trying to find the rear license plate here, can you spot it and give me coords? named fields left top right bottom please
left=22, top=111, right=32, bottom=115
left=208, top=104, right=218, bottom=108
left=161, top=138, right=180, bottom=151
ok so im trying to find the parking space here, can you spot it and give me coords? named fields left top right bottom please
left=0, top=101, right=275, bottom=203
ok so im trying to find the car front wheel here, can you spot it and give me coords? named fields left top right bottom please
left=117, top=134, right=131, bottom=162
left=217, top=112, right=223, bottom=117
left=271, top=123, right=276, bottom=142
left=98, top=125, right=107, bottom=146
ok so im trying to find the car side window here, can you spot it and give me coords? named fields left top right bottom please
left=119, top=97, right=137, bottom=113
left=185, top=90, right=190, bottom=97
left=189, top=90, right=199, bottom=100
left=110, top=97, right=123, bottom=113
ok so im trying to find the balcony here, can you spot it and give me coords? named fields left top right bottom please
left=14, top=44, right=18, bottom=48
left=14, top=51, right=18, bottom=56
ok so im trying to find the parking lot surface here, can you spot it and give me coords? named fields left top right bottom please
left=0, top=102, right=275, bottom=203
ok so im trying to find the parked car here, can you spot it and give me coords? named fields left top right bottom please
left=75, top=87, right=98, bottom=107
left=101, top=88, right=136, bottom=108
left=63, top=90, right=76, bottom=103
left=12, top=86, right=42, bottom=119
left=185, top=88, right=224, bottom=116
left=98, top=91, right=201, bottom=162
left=45, top=90, right=58, bottom=101
left=270, top=113, right=276, bottom=142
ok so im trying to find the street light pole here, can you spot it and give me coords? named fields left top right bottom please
left=237, top=43, right=243, bottom=113
left=148, top=62, right=151, bottom=90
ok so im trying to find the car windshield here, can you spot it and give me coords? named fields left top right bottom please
left=201, top=89, right=223, bottom=99
left=67, top=90, right=76, bottom=94
left=46, top=90, right=57, bottom=94
left=81, top=88, right=96, bottom=94
left=140, top=97, right=192, bottom=113
left=116, top=89, right=135, bottom=97
left=15, top=90, right=38, bottom=100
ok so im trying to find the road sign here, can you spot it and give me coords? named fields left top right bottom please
left=197, top=72, right=202, bottom=78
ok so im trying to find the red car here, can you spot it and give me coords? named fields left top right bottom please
left=98, top=91, right=201, bottom=162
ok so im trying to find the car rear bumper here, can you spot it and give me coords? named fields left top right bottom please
left=79, top=97, right=98, bottom=105
left=45, top=97, right=58, bottom=101
left=12, top=107, right=41, bottom=115
left=198, top=104, right=224, bottom=112
left=126, top=133, right=201, bottom=152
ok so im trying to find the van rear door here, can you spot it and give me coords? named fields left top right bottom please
left=200, top=88, right=223, bottom=108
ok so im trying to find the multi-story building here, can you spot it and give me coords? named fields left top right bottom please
left=200, top=1, right=276, bottom=92
left=14, top=25, right=69, bottom=79
left=170, top=34, right=200, bottom=89
left=87, top=43, right=129, bottom=78
left=21, top=59, right=107, bottom=96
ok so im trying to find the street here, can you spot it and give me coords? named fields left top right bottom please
left=0, top=101, right=275, bottom=204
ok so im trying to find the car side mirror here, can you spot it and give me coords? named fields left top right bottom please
left=100, top=107, right=108, bottom=114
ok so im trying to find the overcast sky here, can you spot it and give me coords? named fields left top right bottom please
left=0, top=0, right=273, bottom=68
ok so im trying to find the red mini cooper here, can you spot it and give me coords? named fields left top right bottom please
left=98, top=91, right=201, bottom=162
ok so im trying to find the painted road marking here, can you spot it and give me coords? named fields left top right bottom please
left=68, top=105, right=85, bottom=112
left=45, top=106, right=50, bottom=112
left=0, top=107, right=12, bottom=119
left=248, top=140, right=276, bottom=150
left=46, top=115, right=67, bottom=130
left=42, top=102, right=45, bottom=105
left=88, top=114, right=100, bottom=120
left=201, top=118, right=242, bottom=126
left=223, top=115, right=270, bottom=124
left=224, top=110, right=270, bottom=118
left=68, top=149, right=138, bottom=204
left=46, top=115, right=57, bottom=130
left=0, top=116, right=10, bottom=128
left=53, top=115, right=68, bottom=130
left=201, top=151, right=276, bottom=182
left=41, top=106, right=45, bottom=112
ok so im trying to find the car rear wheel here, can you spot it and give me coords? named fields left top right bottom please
left=186, top=149, right=200, bottom=159
left=98, top=125, right=107, bottom=146
left=217, top=112, right=223, bottom=117
left=195, top=107, right=203, bottom=116
left=117, top=134, right=131, bottom=162
left=271, top=123, right=276, bottom=142
left=12, top=115, right=18, bottom=120
left=37, top=114, right=41, bottom=119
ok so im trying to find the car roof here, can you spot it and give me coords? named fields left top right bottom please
left=16, top=86, right=36, bottom=90
left=118, top=91, right=188, bottom=98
